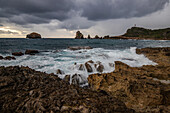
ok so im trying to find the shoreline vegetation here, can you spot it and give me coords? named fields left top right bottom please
left=0, top=47, right=170, bottom=112
left=75, top=27, right=170, bottom=40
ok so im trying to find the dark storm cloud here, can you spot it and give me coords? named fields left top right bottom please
left=0, top=0, right=169, bottom=27
left=0, top=30, right=19, bottom=34
left=78, top=0, right=169, bottom=20
left=0, top=0, right=75, bottom=24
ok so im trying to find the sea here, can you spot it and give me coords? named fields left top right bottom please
left=0, top=38, right=170, bottom=85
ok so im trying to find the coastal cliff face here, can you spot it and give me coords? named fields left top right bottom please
left=123, top=27, right=170, bottom=40
left=88, top=47, right=170, bottom=112
left=26, top=32, right=41, bottom=39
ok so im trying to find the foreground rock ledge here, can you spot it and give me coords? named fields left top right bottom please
left=0, top=66, right=133, bottom=113
left=88, top=47, right=170, bottom=113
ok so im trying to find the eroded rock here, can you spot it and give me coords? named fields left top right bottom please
left=0, top=66, right=133, bottom=113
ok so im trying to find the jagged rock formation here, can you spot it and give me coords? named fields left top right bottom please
left=88, top=47, right=170, bottom=112
left=26, top=32, right=41, bottom=39
left=75, top=31, right=84, bottom=39
left=0, top=66, right=133, bottom=113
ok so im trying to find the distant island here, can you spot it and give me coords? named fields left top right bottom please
left=75, top=27, right=170, bottom=40
left=26, top=32, right=41, bottom=39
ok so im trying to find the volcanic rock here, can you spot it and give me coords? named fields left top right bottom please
left=12, top=52, right=24, bottom=56
left=75, top=31, right=84, bottom=39
left=4, top=56, right=16, bottom=60
left=26, top=32, right=41, bottom=39
left=25, top=50, right=39, bottom=55
left=0, top=66, right=133, bottom=112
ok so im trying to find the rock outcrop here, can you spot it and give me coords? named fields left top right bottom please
left=88, top=47, right=170, bottom=112
left=26, top=32, right=41, bottom=39
left=25, top=50, right=39, bottom=55
left=12, top=52, right=24, bottom=56
left=75, top=31, right=84, bottom=39
left=0, top=66, right=133, bottom=113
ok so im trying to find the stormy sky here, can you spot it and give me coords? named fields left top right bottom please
left=0, top=0, right=169, bottom=38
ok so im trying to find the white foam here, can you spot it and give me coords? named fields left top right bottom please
left=0, top=47, right=157, bottom=85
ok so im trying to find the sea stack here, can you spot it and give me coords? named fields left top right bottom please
left=26, top=32, right=41, bottom=39
left=75, top=31, right=84, bottom=39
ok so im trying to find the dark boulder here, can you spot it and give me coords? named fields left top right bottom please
left=25, top=50, right=39, bottom=55
left=4, top=56, right=16, bottom=60
left=26, top=32, right=41, bottom=39
left=85, top=62, right=93, bottom=72
left=12, top=52, right=24, bottom=56
left=0, top=56, right=3, bottom=60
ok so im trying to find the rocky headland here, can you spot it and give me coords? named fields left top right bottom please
left=75, top=27, right=170, bottom=40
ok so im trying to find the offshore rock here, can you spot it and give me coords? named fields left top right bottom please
left=0, top=66, right=133, bottom=112
left=12, top=52, right=24, bottom=56
left=25, top=50, right=39, bottom=55
left=26, top=32, right=41, bottom=39
left=75, top=31, right=84, bottom=39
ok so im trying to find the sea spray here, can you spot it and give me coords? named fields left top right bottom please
left=0, top=47, right=157, bottom=85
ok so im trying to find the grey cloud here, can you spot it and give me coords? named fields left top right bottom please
left=58, top=17, right=95, bottom=30
left=78, top=0, right=169, bottom=20
left=0, top=0, right=169, bottom=30
left=0, top=30, right=19, bottom=34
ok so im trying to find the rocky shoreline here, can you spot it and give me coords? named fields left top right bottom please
left=0, top=47, right=170, bottom=112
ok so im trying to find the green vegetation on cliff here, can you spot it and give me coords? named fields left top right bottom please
left=123, top=27, right=170, bottom=40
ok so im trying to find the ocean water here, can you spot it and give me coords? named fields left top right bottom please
left=0, top=38, right=170, bottom=85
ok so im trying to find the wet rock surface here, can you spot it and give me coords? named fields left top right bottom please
left=25, top=50, right=39, bottom=55
left=12, top=52, right=24, bottom=56
left=0, top=66, right=133, bottom=113
left=88, top=47, right=170, bottom=112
